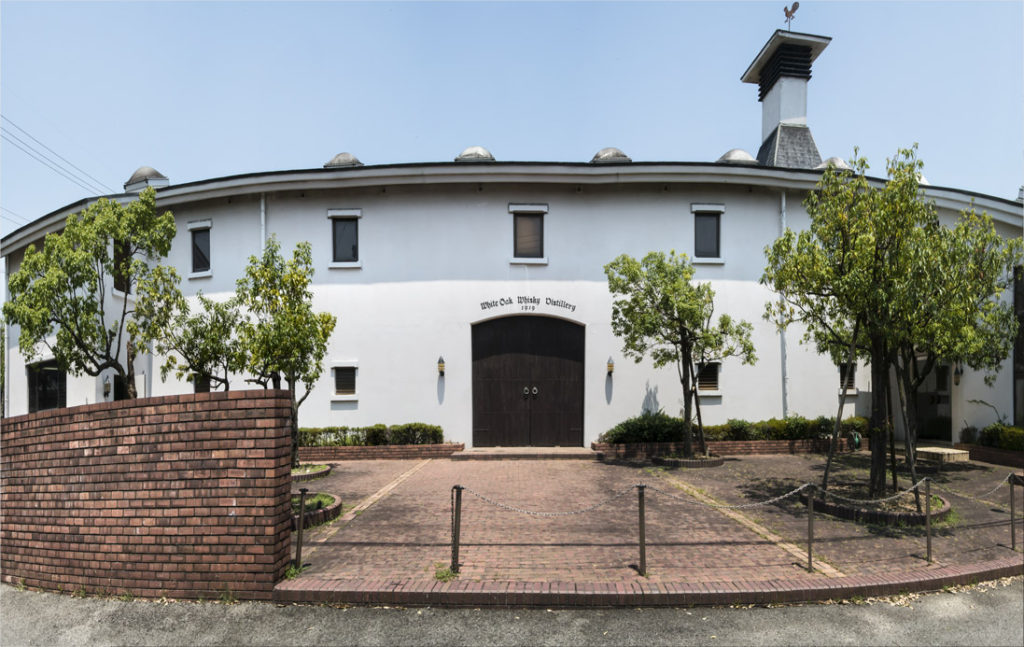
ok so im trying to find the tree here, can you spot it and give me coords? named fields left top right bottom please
left=3, top=188, right=178, bottom=399
left=889, top=207, right=1021, bottom=505
left=236, top=236, right=337, bottom=466
left=604, top=251, right=756, bottom=457
left=143, top=291, right=247, bottom=392
left=763, top=146, right=1021, bottom=497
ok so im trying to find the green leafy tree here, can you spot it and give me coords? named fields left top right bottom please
left=3, top=188, right=178, bottom=399
left=889, top=207, right=1021, bottom=504
left=143, top=291, right=247, bottom=392
left=604, top=251, right=756, bottom=457
left=763, top=146, right=1021, bottom=497
left=236, top=236, right=337, bottom=466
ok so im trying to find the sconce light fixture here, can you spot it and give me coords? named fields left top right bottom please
left=607, top=357, right=615, bottom=376
left=102, top=375, right=111, bottom=398
left=953, top=362, right=963, bottom=386
left=437, top=356, right=445, bottom=377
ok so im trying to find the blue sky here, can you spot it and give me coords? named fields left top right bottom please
left=1, top=1, right=1022, bottom=233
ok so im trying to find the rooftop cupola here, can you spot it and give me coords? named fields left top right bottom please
left=124, top=166, right=169, bottom=193
left=742, top=30, right=830, bottom=168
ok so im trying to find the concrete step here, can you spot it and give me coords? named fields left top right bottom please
left=449, top=447, right=598, bottom=461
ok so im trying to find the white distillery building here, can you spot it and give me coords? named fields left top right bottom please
left=3, top=31, right=1023, bottom=446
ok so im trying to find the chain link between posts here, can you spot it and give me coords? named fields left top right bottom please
left=449, top=472, right=1020, bottom=519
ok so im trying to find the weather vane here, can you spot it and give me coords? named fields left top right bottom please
left=784, top=2, right=799, bottom=31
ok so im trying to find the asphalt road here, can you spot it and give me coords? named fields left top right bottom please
left=1, top=579, right=1022, bottom=647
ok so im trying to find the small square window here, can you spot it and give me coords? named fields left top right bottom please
left=332, top=218, right=359, bottom=263
left=697, top=363, right=720, bottom=391
left=514, top=213, right=544, bottom=258
left=334, top=367, right=356, bottom=395
left=694, top=213, right=720, bottom=258
left=27, top=360, right=66, bottom=413
left=839, top=363, right=856, bottom=391
left=191, top=228, right=210, bottom=273
left=935, top=365, right=950, bottom=394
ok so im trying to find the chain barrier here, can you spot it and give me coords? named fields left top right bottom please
left=929, top=472, right=1015, bottom=508
left=460, top=484, right=638, bottom=517
left=815, top=478, right=929, bottom=506
left=644, top=482, right=813, bottom=509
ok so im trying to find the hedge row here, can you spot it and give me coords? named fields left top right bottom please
left=599, top=411, right=869, bottom=444
left=960, top=423, right=1024, bottom=452
left=298, top=423, right=444, bottom=447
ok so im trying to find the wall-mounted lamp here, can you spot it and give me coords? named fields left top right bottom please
left=607, top=357, right=615, bottom=376
left=437, top=356, right=446, bottom=377
left=102, top=375, right=111, bottom=398
left=953, top=362, right=964, bottom=386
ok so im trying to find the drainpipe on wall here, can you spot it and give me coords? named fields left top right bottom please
left=779, top=191, right=789, bottom=418
left=260, top=193, right=267, bottom=247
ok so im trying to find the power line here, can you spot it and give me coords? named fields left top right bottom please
left=1, top=115, right=116, bottom=193
left=0, top=206, right=30, bottom=224
left=1, top=131, right=107, bottom=196
left=1, top=126, right=108, bottom=195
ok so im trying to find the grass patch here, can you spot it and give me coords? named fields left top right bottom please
left=433, top=563, right=457, bottom=582
left=284, top=563, right=307, bottom=579
left=291, top=493, right=336, bottom=515
left=292, top=464, right=328, bottom=476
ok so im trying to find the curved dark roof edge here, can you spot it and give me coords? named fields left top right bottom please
left=4, top=162, right=1020, bottom=248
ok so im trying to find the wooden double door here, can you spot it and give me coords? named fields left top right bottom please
left=472, top=316, right=584, bottom=447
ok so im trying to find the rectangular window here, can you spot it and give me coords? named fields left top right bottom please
left=191, top=228, right=210, bottom=273
left=697, top=362, right=720, bottom=391
left=334, top=367, right=356, bottom=395
left=113, top=239, right=130, bottom=293
left=935, top=364, right=950, bottom=394
left=27, top=360, right=66, bottom=413
left=839, top=363, right=856, bottom=391
left=332, top=218, right=358, bottom=262
left=514, top=213, right=544, bottom=258
left=694, top=213, right=720, bottom=258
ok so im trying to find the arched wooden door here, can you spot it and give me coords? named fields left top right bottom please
left=472, top=316, right=584, bottom=447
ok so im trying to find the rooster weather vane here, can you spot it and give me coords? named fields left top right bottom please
left=784, top=2, right=799, bottom=31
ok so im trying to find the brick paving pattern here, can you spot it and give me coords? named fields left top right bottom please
left=280, top=452, right=1023, bottom=605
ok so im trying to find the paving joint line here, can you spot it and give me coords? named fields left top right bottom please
left=303, top=458, right=433, bottom=559
left=653, top=469, right=845, bottom=578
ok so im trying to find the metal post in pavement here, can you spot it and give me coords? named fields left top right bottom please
left=925, top=479, right=932, bottom=563
left=294, top=487, right=308, bottom=569
left=637, top=485, right=647, bottom=576
left=807, top=487, right=815, bottom=573
left=451, top=485, right=463, bottom=574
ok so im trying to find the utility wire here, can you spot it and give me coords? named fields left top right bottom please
left=1, top=206, right=30, bottom=224
left=1, top=131, right=106, bottom=196
left=1, top=115, right=116, bottom=193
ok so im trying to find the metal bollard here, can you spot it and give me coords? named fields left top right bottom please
left=807, top=488, right=815, bottom=573
left=925, top=479, right=932, bottom=563
left=637, top=485, right=647, bottom=576
left=451, top=485, right=463, bottom=574
left=294, top=487, right=308, bottom=569
left=1011, top=477, right=1016, bottom=552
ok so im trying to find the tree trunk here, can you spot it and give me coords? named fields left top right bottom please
left=287, top=378, right=300, bottom=468
left=869, top=339, right=889, bottom=498
left=691, top=360, right=708, bottom=456
left=822, top=324, right=860, bottom=491
left=125, top=340, right=138, bottom=399
left=681, top=349, right=694, bottom=458
left=886, top=381, right=899, bottom=493
left=896, top=360, right=922, bottom=512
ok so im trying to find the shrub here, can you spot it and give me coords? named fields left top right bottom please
left=298, top=423, right=445, bottom=446
left=978, top=423, right=1024, bottom=452
left=601, top=414, right=868, bottom=444
left=959, top=426, right=978, bottom=445
left=597, top=411, right=689, bottom=444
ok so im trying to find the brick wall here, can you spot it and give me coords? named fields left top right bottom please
left=298, top=442, right=464, bottom=461
left=954, top=443, right=1024, bottom=469
left=593, top=438, right=849, bottom=459
left=0, top=390, right=293, bottom=600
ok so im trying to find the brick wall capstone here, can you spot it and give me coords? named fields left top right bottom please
left=0, top=390, right=293, bottom=600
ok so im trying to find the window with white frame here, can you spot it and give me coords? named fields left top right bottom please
left=839, top=363, right=856, bottom=391
left=697, top=362, right=720, bottom=392
left=187, top=220, right=212, bottom=277
left=332, top=362, right=358, bottom=400
left=509, top=204, right=547, bottom=263
left=328, top=208, right=361, bottom=268
left=691, top=203, right=725, bottom=263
